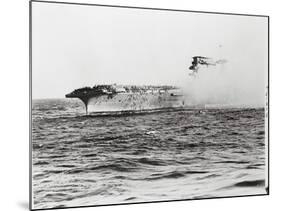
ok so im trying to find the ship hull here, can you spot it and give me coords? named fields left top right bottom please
left=86, top=92, right=185, bottom=113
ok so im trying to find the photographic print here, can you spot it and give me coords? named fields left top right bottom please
left=30, top=1, right=269, bottom=210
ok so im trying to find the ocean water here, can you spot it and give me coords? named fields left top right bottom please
left=32, top=99, right=267, bottom=209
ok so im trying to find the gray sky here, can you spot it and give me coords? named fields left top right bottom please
left=32, top=2, right=268, bottom=102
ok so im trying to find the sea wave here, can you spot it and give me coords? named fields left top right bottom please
left=32, top=99, right=266, bottom=209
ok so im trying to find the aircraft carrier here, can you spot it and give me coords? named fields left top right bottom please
left=65, top=56, right=226, bottom=114
left=65, top=84, right=185, bottom=114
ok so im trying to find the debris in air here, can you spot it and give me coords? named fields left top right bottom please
left=189, top=56, right=227, bottom=76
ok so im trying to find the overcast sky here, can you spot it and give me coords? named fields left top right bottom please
left=32, top=2, right=268, bottom=100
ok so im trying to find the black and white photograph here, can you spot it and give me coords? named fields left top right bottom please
left=30, top=1, right=269, bottom=210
